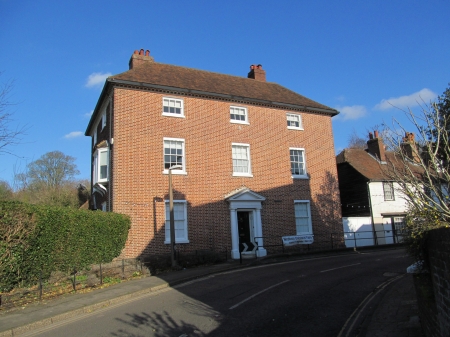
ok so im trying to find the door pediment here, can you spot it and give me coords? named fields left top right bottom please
left=225, top=187, right=266, bottom=202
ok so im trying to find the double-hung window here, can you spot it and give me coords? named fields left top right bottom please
left=163, top=138, right=186, bottom=174
left=287, top=113, right=303, bottom=130
left=232, top=143, right=252, bottom=177
left=93, top=148, right=108, bottom=183
left=294, top=200, right=312, bottom=234
left=164, top=200, right=189, bottom=243
left=230, top=106, right=248, bottom=124
left=290, top=148, right=307, bottom=178
left=163, top=97, right=184, bottom=117
left=383, top=182, right=395, bottom=201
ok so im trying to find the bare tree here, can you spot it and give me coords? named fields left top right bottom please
left=382, top=102, right=450, bottom=220
left=347, top=128, right=367, bottom=149
left=0, top=73, right=25, bottom=155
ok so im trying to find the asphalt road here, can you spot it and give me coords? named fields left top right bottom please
left=21, top=249, right=412, bottom=337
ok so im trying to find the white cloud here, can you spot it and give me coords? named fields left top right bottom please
left=85, top=72, right=112, bottom=88
left=84, top=110, right=93, bottom=118
left=335, top=105, right=367, bottom=120
left=374, top=88, right=437, bottom=111
left=64, top=131, right=84, bottom=139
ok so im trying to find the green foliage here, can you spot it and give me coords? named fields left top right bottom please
left=404, top=205, right=450, bottom=270
left=0, top=201, right=130, bottom=292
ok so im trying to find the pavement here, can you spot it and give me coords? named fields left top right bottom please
left=0, top=250, right=424, bottom=337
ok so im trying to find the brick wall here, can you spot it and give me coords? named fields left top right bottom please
left=414, top=227, right=450, bottom=337
left=110, top=86, right=342, bottom=258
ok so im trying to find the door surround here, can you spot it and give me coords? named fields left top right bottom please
left=226, top=187, right=266, bottom=259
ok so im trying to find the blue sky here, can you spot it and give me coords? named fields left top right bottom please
left=1, top=0, right=449, bottom=185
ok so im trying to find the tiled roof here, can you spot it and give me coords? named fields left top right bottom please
left=336, top=148, right=424, bottom=181
left=109, top=62, right=337, bottom=114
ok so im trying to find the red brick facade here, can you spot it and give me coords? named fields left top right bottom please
left=86, top=51, right=343, bottom=259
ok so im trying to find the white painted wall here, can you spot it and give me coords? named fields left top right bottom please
left=343, top=217, right=374, bottom=247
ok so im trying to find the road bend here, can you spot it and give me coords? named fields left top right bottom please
left=21, top=249, right=412, bottom=337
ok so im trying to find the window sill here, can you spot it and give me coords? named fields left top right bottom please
left=162, top=170, right=187, bottom=175
left=164, top=239, right=190, bottom=244
left=287, top=126, right=304, bottom=131
left=230, top=120, right=250, bottom=125
left=292, top=175, right=309, bottom=179
left=162, top=113, right=185, bottom=118
left=233, top=173, right=253, bottom=177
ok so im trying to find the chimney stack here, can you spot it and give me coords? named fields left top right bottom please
left=401, top=132, right=421, bottom=163
left=129, top=49, right=154, bottom=69
left=247, top=64, right=266, bottom=82
left=367, top=130, right=386, bottom=162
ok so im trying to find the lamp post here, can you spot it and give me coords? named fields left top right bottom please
left=168, top=165, right=182, bottom=267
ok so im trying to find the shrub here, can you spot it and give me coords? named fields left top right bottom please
left=0, top=201, right=130, bottom=292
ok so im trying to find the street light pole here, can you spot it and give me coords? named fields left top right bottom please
left=168, top=165, right=182, bottom=267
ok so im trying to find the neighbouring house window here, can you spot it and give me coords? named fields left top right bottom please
left=383, top=182, right=394, bottom=201
left=230, top=106, right=248, bottom=124
left=93, top=148, right=108, bottom=183
left=164, top=200, right=189, bottom=243
left=290, top=148, right=307, bottom=178
left=294, top=200, right=312, bottom=234
left=163, top=138, right=186, bottom=174
left=287, top=113, right=303, bottom=130
left=163, top=97, right=184, bottom=117
left=232, top=143, right=252, bottom=176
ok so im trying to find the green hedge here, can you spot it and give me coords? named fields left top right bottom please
left=0, top=201, right=130, bottom=292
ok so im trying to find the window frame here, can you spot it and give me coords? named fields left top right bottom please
left=93, top=147, right=109, bottom=184
left=230, top=106, right=249, bottom=125
left=290, top=147, right=308, bottom=179
left=383, top=182, right=395, bottom=201
left=232, top=143, right=253, bottom=177
left=164, top=200, right=189, bottom=244
left=163, top=137, right=186, bottom=175
left=294, top=200, right=313, bottom=235
left=101, top=111, right=107, bottom=130
left=286, top=113, right=303, bottom=130
left=162, top=97, right=185, bottom=118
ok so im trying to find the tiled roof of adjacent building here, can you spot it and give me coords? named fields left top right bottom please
left=336, top=148, right=424, bottom=181
left=110, top=62, right=337, bottom=114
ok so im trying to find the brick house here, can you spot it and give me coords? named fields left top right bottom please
left=85, top=49, right=343, bottom=259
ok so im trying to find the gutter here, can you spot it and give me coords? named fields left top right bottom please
left=108, top=78, right=339, bottom=116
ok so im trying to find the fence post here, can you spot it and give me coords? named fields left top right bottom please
left=39, top=272, right=43, bottom=300
left=72, top=267, right=77, bottom=292
left=100, top=263, right=103, bottom=285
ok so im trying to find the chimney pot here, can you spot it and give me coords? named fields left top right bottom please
left=367, top=131, right=386, bottom=161
left=248, top=63, right=266, bottom=82
left=129, top=48, right=155, bottom=69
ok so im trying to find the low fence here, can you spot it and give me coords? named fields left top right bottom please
left=0, top=249, right=229, bottom=310
left=254, top=228, right=405, bottom=256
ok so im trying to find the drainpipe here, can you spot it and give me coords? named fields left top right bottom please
left=367, top=181, right=377, bottom=245
left=108, top=93, right=112, bottom=212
